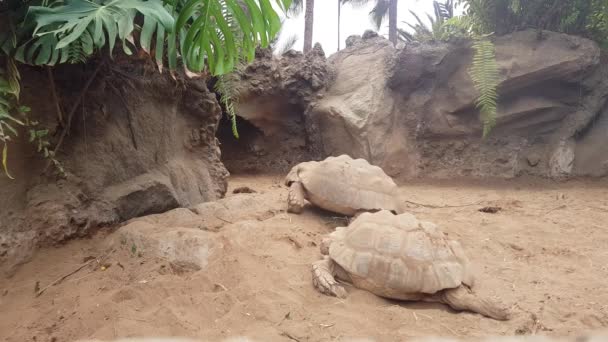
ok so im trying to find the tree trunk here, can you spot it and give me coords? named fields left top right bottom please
left=303, top=0, right=315, bottom=53
left=337, top=0, right=341, bottom=51
left=388, top=0, right=398, bottom=45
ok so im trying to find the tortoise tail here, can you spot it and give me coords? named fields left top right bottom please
left=435, top=286, right=511, bottom=321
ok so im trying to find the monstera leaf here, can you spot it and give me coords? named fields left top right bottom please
left=15, top=0, right=174, bottom=65
left=147, top=0, right=292, bottom=75
left=15, top=0, right=292, bottom=75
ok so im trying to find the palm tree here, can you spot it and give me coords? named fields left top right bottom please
left=344, top=0, right=400, bottom=45
left=288, top=0, right=314, bottom=53
left=304, top=0, right=315, bottom=52
left=338, top=0, right=342, bottom=50
left=388, top=0, right=398, bottom=44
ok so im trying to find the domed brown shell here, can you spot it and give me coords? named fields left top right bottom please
left=328, top=210, right=473, bottom=295
left=285, top=155, right=400, bottom=215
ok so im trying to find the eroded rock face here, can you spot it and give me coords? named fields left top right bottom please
left=310, top=30, right=608, bottom=179
left=218, top=44, right=331, bottom=173
left=0, top=63, right=229, bottom=274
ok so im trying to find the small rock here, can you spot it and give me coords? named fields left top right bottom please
left=479, top=206, right=502, bottom=214
left=345, top=35, right=362, bottom=47
left=527, top=153, right=541, bottom=167
left=233, top=186, right=257, bottom=194
left=362, top=30, right=379, bottom=39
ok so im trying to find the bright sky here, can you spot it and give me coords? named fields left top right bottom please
left=275, top=0, right=456, bottom=55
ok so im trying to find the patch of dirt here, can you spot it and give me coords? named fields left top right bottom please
left=1, top=176, right=608, bottom=341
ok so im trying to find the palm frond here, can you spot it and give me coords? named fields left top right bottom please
left=342, top=0, right=373, bottom=8
left=470, top=38, right=500, bottom=137
left=287, top=0, right=303, bottom=17
left=275, top=33, right=298, bottom=54
left=369, top=0, right=390, bottom=30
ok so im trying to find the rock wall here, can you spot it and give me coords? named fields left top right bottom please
left=0, top=61, right=228, bottom=274
left=308, top=30, right=608, bottom=180
left=218, top=44, right=330, bottom=174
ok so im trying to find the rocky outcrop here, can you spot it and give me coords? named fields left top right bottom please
left=114, top=220, right=218, bottom=271
left=0, top=62, right=229, bottom=274
left=218, top=44, right=331, bottom=174
left=309, top=30, right=608, bottom=179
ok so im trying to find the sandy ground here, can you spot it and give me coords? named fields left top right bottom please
left=1, top=175, right=608, bottom=342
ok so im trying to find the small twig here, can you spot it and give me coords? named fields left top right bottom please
left=44, top=60, right=105, bottom=172
left=543, top=205, right=566, bottom=216
left=403, top=200, right=484, bottom=209
left=47, top=67, right=64, bottom=126
left=280, top=332, right=301, bottom=342
left=108, top=83, right=138, bottom=150
left=118, top=316, right=149, bottom=323
left=214, top=283, right=228, bottom=291
left=36, top=258, right=97, bottom=297
left=214, top=215, right=234, bottom=224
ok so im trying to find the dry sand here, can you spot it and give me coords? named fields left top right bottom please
left=1, top=175, right=607, bottom=341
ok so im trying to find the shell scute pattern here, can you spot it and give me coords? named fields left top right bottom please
left=330, top=211, right=468, bottom=294
left=289, top=155, right=401, bottom=215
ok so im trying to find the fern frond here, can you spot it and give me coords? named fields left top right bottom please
left=470, top=38, right=500, bottom=138
left=214, top=71, right=243, bottom=139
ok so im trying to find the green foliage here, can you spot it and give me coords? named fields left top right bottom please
left=0, top=59, right=21, bottom=178
left=398, top=0, right=455, bottom=43
left=399, top=1, right=501, bottom=137
left=17, top=0, right=173, bottom=65
left=12, top=0, right=292, bottom=75
left=456, top=0, right=608, bottom=46
left=470, top=38, right=500, bottom=138
left=214, top=71, right=243, bottom=139
left=0, top=0, right=292, bottom=178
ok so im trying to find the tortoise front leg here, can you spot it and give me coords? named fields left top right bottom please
left=287, top=181, right=306, bottom=214
left=312, top=257, right=348, bottom=298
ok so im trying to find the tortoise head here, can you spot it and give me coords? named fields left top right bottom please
left=320, top=236, right=332, bottom=255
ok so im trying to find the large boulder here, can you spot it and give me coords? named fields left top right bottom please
left=114, top=221, right=218, bottom=271
left=306, top=36, right=415, bottom=177
left=310, top=30, right=608, bottom=179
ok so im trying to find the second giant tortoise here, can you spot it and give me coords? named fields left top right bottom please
left=312, top=210, right=510, bottom=320
left=285, top=155, right=403, bottom=216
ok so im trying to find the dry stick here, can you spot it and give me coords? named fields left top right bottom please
left=280, top=332, right=301, bottom=342
left=44, top=61, right=105, bottom=172
left=403, top=199, right=484, bottom=209
left=35, top=258, right=97, bottom=297
left=108, top=83, right=138, bottom=150
left=47, top=67, right=64, bottom=126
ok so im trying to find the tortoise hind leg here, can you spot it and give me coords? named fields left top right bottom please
left=287, top=181, right=306, bottom=214
left=312, top=257, right=348, bottom=298
left=425, top=286, right=511, bottom=321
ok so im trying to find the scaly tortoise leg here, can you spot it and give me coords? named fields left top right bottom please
left=287, top=181, right=306, bottom=214
left=311, top=256, right=348, bottom=298
left=424, top=285, right=511, bottom=321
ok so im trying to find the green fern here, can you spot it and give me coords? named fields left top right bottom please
left=214, top=72, right=242, bottom=139
left=470, top=38, right=499, bottom=138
